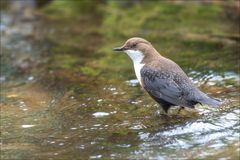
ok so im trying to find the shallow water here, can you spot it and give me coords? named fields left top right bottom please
left=1, top=3, right=240, bottom=160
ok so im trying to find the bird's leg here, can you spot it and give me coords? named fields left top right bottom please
left=153, top=104, right=169, bottom=117
left=157, top=105, right=171, bottom=119
left=177, top=106, right=185, bottom=114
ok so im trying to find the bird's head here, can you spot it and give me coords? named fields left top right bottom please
left=113, top=37, right=156, bottom=62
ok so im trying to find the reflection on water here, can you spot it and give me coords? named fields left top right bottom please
left=1, top=2, right=240, bottom=160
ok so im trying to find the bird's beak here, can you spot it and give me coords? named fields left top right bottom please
left=112, top=46, right=126, bottom=52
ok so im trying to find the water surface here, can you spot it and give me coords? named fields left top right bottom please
left=1, top=2, right=240, bottom=160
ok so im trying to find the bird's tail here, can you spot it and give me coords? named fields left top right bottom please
left=196, top=91, right=222, bottom=107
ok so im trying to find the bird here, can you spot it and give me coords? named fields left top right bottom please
left=113, top=37, right=222, bottom=113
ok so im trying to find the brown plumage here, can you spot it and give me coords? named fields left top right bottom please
left=113, top=37, right=222, bottom=112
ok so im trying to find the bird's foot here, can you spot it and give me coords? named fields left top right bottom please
left=177, top=107, right=200, bottom=118
left=177, top=106, right=185, bottom=114
left=154, top=109, right=168, bottom=117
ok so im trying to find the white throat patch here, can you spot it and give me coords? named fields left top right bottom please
left=125, top=50, right=145, bottom=85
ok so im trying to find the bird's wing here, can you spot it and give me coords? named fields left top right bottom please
left=140, top=65, right=189, bottom=106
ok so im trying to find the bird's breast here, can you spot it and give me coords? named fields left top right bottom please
left=133, top=62, right=145, bottom=86
left=125, top=50, right=145, bottom=86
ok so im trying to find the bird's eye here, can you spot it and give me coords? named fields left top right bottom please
left=132, top=43, right=137, bottom=48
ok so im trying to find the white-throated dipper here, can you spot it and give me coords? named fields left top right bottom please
left=113, top=37, right=222, bottom=113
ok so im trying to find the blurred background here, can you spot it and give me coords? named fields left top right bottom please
left=1, top=0, right=239, bottom=159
